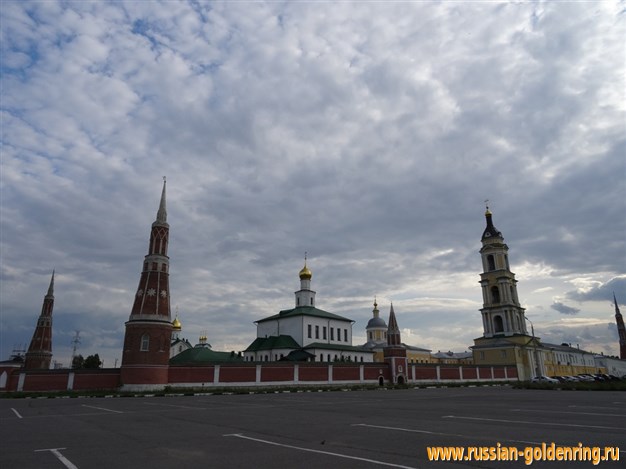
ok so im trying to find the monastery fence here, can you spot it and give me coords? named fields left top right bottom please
left=0, top=363, right=518, bottom=393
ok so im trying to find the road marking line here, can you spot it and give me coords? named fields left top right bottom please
left=223, top=433, right=417, bottom=468
left=11, top=408, right=23, bottom=418
left=81, top=404, right=123, bottom=414
left=512, top=408, right=626, bottom=417
left=351, top=424, right=540, bottom=446
left=34, top=448, right=78, bottom=469
left=442, top=415, right=623, bottom=430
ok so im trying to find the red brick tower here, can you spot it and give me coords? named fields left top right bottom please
left=614, top=294, right=626, bottom=359
left=383, top=303, right=408, bottom=384
left=24, top=271, right=55, bottom=370
left=120, top=179, right=173, bottom=388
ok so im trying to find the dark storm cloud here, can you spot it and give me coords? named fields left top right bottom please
left=551, top=301, right=580, bottom=316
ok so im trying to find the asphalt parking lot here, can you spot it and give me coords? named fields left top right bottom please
left=1, top=386, right=624, bottom=468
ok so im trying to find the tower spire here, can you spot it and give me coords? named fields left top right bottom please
left=121, top=180, right=173, bottom=388
left=155, top=176, right=167, bottom=225
left=24, top=270, right=55, bottom=370
left=387, top=303, right=401, bottom=346
left=614, top=293, right=626, bottom=359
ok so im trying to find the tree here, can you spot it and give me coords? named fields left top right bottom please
left=71, top=354, right=84, bottom=369
left=83, top=354, right=102, bottom=369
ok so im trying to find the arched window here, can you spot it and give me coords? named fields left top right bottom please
left=140, top=334, right=150, bottom=351
left=493, top=315, right=504, bottom=333
left=491, top=286, right=500, bottom=303
left=487, top=255, right=496, bottom=271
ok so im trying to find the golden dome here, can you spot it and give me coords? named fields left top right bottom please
left=299, top=263, right=312, bottom=280
left=172, top=316, right=182, bottom=330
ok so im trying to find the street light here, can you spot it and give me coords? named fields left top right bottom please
left=524, top=314, right=541, bottom=378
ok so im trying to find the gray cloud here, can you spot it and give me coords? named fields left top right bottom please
left=1, top=1, right=624, bottom=366
left=551, top=302, right=580, bottom=316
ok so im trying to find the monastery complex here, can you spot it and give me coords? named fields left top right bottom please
left=2, top=180, right=625, bottom=392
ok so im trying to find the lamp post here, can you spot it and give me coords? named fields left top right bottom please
left=525, top=314, right=541, bottom=379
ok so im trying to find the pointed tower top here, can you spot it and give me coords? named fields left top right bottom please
left=46, top=270, right=55, bottom=297
left=387, top=303, right=402, bottom=346
left=154, top=177, right=168, bottom=226
left=615, top=293, right=622, bottom=317
left=481, top=203, right=502, bottom=241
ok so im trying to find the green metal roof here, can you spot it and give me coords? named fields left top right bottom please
left=255, top=306, right=353, bottom=324
left=244, top=335, right=301, bottom=352
left=169, top=347, right=243, bottom=365
left=303, top=342, right=373, bottom=353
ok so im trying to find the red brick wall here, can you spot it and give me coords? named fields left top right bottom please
left=261, top=365, right=294, bottom=382
left=439, top=367, right=460, bottom=380
left=506, top=366, right=518, bottom=378
left=219, top=366, right=256, bottom=383
left=23, top=372, right=68, bottom=391
left=120, top=365, right=168, bottom=385
left=72, top=370, right=120, bottom=390
left=493, top=367, right=506, bottom=379
left=413, top=366, right=438, bottom=379
left=363, top=364, right=388, bottom=380
left=298, top=365, right=329, bottom=381
left=332, top=365, right=360, bottom=381
left=462, top=367, right=477, bottom=379
left=168, top=366, right=215, bottom=383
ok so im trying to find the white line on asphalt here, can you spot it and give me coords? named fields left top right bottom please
left=34, top=448, right=78, bottom=469
left=10, top=408, right=23, bottom=418
left=81, top=404, right=123, bottom=414
left=351, top=424, right=540, bottom=446
left=512, top=408, right=626, bottom=417
left=442, top=415, right=623, bottom=430
left=223, top=433, right=418, bottom=469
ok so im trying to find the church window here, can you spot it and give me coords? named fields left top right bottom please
left=344, top=329, right=348, bottom=342
left=368, top=332, right=372, bottom=340
left=491, top=286, right=500, bottom=303
left=487, top=255, right=496, bottom=271
left=500, top=350, right=507, bottom=358
left=505, top=254, right=510, bottom=270
left=315, top=326, right=319, bottom=339
left=360, top=357, right=363, bottom=362
left=479, top=351, right=485, bottom=360
left=297, top=298, right=300, bottom=306
left=140, top=334, right=150, bottom=351
left=323, top=327, right=327, bottom=340
left=307, top=324, right=312, bottom=338
left=331, top=328, right=334, bottom=341
left=310, top=298, right=313, bottom=305
left=493, top=315, right=504, bottom=333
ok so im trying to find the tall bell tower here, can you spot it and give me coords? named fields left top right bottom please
left=478, top=205, right=528, bottom=337
left=120, top=179, right=173, bottom=388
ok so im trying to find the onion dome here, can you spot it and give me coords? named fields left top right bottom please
left=172, top=316, right=182, bottom=330
left=299, top=260, right=312, bottom=280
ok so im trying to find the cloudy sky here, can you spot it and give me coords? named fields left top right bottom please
left=1, top=1, right=624, bottom=368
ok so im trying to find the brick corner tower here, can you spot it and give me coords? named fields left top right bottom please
left=24, top=271, right=55, bottom=370
left=120, top=178, right=173, bottom=388
left=383, top=303, right=408, bottom=384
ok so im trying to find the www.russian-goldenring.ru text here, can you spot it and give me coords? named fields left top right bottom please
left=426, top=442, right=620, bottom=465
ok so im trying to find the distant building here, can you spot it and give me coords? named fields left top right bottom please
left=431, top=350, right=473, bottom=365
left=362, top=300, right=433, bottom=364
left=170, top=315, right=192, bottom=359
left=243, top=260, right=374, bottom=363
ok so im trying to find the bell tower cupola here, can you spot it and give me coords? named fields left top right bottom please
left=295, top=253, right=316, bottom=308
left=479, top=205, right=528, bottom=337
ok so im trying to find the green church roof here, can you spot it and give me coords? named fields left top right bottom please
left=169, top=347, right=243, bottom=365
left=255, top=306, right=353, bottom=324
left=244, top=335, right=301, bottom=352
